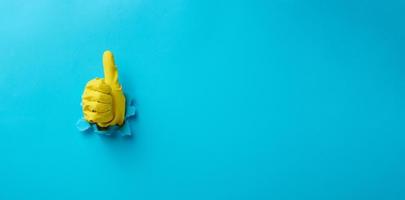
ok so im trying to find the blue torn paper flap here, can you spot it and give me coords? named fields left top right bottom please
left=76, top=95, right=136, bottom=136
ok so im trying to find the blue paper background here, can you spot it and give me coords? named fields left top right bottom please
left=0, top=0, right=404, bottom=199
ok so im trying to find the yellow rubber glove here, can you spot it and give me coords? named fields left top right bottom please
left=81, top=50, right=126, bottom=128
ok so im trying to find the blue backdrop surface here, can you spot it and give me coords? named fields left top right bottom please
left=0, top=0, right=404, bottom=199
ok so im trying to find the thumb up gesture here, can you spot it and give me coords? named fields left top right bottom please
left=81, top=51, right=126, bottom=127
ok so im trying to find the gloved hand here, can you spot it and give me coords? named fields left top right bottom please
left=81, top=50, right=126, bottom=128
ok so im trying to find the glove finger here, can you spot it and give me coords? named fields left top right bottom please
left=83, top=110, right=113, bottom=123
left=82, top=89, right=112, bottom=104
left=85, top=78, right=111, bottom=94
left=82, top=101, right=112, bottom=113
left=103, top=50, right=121, bottom=89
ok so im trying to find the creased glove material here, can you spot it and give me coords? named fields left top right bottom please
left=81, top=51, right=126, bottom=127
